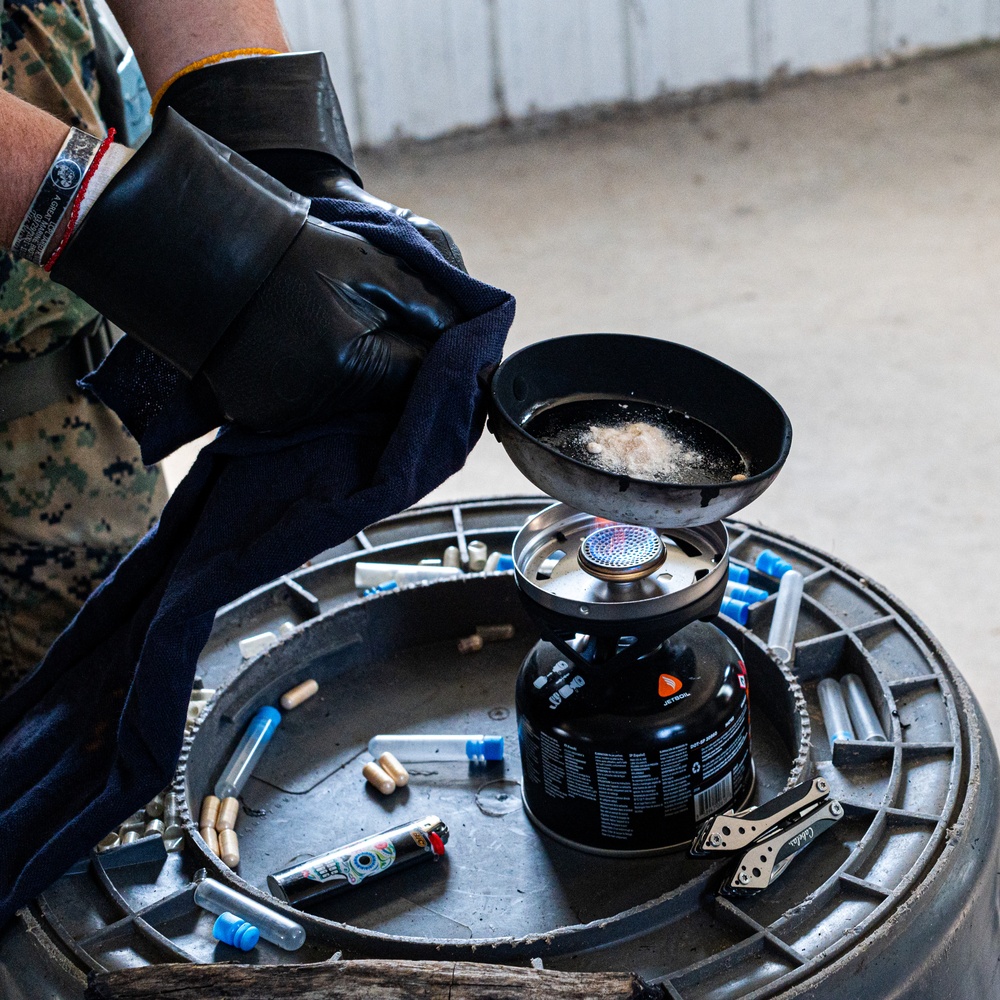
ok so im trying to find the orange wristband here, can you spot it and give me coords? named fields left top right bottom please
left=149, top=48, right=282, bottom=116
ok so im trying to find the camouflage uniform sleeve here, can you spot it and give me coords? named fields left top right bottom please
left=0, top=1, right=169, bottom=695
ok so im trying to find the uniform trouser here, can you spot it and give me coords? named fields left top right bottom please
left=1, top=0, right=169, bottom=696
left=0, top=393, right=168, bottom=695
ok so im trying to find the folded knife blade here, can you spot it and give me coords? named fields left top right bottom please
left=691, top=777, right=831, bottom=856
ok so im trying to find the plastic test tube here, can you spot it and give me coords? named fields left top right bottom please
left=817, top=678, right=855, bottom=749
left=368, top=734, right=504, bottom=763
left=767, top=570, right=804, bottom=664
left=193, top=877, right=305, bottom=951
left=841, top=674, right=886, bottom=742
left=214, top=706, right=282, bottom=800
left=355, top=562, right=463, bottom=589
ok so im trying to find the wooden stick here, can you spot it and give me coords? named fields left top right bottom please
left=87, top=959, right=663, bottom=1000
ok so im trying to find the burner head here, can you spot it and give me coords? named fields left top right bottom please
left=578, top=525, right=666, bottom=583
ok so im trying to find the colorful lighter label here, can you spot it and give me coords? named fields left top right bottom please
left=303, top=840, right=396, bottom=885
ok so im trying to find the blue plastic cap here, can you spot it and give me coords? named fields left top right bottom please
left=726, top=582, right=769, bottom=604
left=253, top=705, right=282, bottom=729
left=720, top=596, right=750, bottom=626
left=365, top=580, right=399, bottom=596
left=756, top=549, right=794, bottom=579
left=727, top=564, right=750, bottom=584
left=496, top=554, right=515, bottom=572
left=213, top=912, right=260, bottom=951
left=466, top=736, right=505, bottom=760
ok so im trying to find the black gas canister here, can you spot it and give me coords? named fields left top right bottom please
left=516, top=622, right=752, bottom=855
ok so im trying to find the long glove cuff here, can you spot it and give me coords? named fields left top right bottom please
left=155, top=51, right=362, bottom=187
left=50, top=109, right=310, bottom=379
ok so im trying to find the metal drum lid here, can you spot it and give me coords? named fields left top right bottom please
left=512, top=502, right=728, bottom=624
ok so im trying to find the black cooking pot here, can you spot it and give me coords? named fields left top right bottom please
left=487, top=333, right=792, bottom=527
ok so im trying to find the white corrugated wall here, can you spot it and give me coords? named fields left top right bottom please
left=276, top=0, right=1000, bottom=147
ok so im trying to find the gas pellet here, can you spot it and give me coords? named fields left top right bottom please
left=216, top=796, right=240, bottom=832
left=163, top=793, right=182, bottom=839
left=121, top=830, right=140, bottom=845
left=96, top=832, right=120, bottom=852
left=200, top=795, right=221, bottom=830
left=202, top=826, right=221, bottom=857
left=145, top=794, right=164, bottom=818
left=443, top=545, right=461, bottom=568
left=143, top=819, right=165, bottom=838
left=280, top=678, right=319, bottom=710
left=485, top=551, right=501, bottom=573
left=362, top=760, right=396, bottom=795
left=378, top=752, right=409, bottom=787
left=467, top=540, right=488, bottom=572
left=219, top=829, right=240, bottom=868
left=164, top=836, right=185, bottom=853
left=457, top=634, right=484, bottom=655
left=476, top=623, right=515, bottom=642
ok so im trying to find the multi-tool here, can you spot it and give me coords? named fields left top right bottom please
left=691, top=777, right=844, bottom=895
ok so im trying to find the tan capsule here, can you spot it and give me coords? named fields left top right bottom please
left=457, top=633, right=484, bottom=655
left=476, top=623, right=516, bottom=642
left=362, top=760, right=396, bottom=795
left=378, top=752, right=409, bottom=788
left=731, top=473, right=748, bottom=482
left=201, top=826, right=220, bottom=857
left=216, top=796, right=240, bottom=832
left=280, top=678, right=319, bottom=710
left=219, top=828, right=240, bottom=868
left=199, top=795, right=221, bottom=830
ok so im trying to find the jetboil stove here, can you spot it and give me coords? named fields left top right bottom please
left=487, top=333, right=792, bottom=855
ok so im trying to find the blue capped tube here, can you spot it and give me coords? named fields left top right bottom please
left=726, top=581, right=769, bottom=604
left=194, top=877, right=304, bottom=951
left=727, top=563, right=750, bottom=584
left=368, top=734, right=504, bottom=762
left=214, top=706, right=281, bottom=799
left=719, top=596, right=750, bottom=626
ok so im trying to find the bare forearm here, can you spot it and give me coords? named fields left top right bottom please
left=104, top=0, right=289, bottom=95
left=0, top=90, right=71, bottom=248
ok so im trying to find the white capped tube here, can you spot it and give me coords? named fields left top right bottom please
left=368, top=734, right=504, bottom=762
left=767, top=570, right=804, bottom=663
left=193, top=877, right=305, bottom=950
left=817, top=678, right=855, bottom=749
left=841, top=674, right=886, bottom=742
left=354, top=563, right=462, bottom=589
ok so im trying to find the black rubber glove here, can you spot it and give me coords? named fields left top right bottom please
left=50, top=110, right=456, bottom=433
left=155, top=52, right=466, bottom=271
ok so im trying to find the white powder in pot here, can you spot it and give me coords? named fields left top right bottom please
left=583, top=421, right=700, bottom=481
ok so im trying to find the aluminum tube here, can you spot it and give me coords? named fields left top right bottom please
left=767, top=570, right=804, bottom=663
left=841, top=674, right=886, bottom=742
left=817, top=678, right=855, bottom=749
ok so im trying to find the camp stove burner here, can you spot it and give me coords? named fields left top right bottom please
left=578, top=524, right=666, bottom=582
left=512, top=503, right=729, bottom=631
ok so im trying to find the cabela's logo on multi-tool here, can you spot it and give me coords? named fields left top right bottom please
left=787, top=827, right=815, bottom=849
left=50, top=159, right=83, bottom=191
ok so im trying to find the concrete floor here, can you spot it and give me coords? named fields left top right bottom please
left=165, top=48, right=1000, bottom=734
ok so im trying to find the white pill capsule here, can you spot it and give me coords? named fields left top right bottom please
left=362, top=761, right=396, bottom=795
left=280, top=679, right=319, bottom=710
left=378, top=752, right=409, bottom=787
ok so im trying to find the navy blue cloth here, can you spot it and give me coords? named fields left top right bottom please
left=0, top=199, right=514, bottom=927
